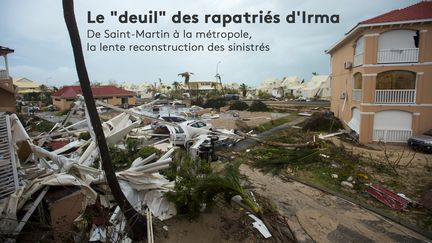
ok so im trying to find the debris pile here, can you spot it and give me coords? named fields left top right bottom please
left=0, top=96, right=264, bottom=242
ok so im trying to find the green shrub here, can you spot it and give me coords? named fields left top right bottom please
left=203, top=98, right=227, bottom=109
left=135, top=146, right=161, bottom=160
left=78, top=132, right=91, bottom=140
left=229, top=100, right=249, bottom=111
left=34, top=120, right=55, bottom=133
left=249, top=101, right=268, bottom=112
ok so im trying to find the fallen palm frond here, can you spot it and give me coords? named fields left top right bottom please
left=236, top=130, right=315, bottom=148
left=195, top=160, right=261, bottom=214
left=164, top=152, right=260, bottom=217
left=252, top=148, right=321, bottom=175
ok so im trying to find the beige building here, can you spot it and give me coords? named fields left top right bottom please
left=52, top=85, right=136, bottom=110
left=13, top=77, right=41, bottom=94
left=187, top=80, right=222, bottom=96
left=0, top=46, right=16, bottom=113
left=326, top=1, right=432, bottom=144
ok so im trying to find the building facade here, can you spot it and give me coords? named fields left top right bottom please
left=187, top=80, right=223, bottom=96
left=13, top=78, right=41, bottom=94
left=52, top=85, right=136, bottom=110
left=0, top=46, right=16, bottom=113
left=327, top=1, right=432, bottom=144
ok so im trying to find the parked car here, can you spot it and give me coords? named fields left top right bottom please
left=407, top=129, right=432, bottom=153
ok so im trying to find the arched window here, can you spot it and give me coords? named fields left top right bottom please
left=376, top=71, right=416, bottom=90
left=353, top=73, right=362, bottom=89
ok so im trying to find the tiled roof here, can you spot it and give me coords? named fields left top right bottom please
left=360, top=1, right=432, bottom=24
left=52, top=85, right=135, bottom=98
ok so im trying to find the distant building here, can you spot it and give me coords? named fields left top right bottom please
left=121, top=82, right=153, bottom=99
left=13, top=78, right=41, bottom=94
left=0, top=46, right=16, bottom=113
left=52, top=85, right=136, bottom=110
left=300, top=75, right=331, bottom=100
left=281, top=76, right=302, bottom=97
left=187, top=80, right=222, bottom=96
left=258, top=78, right=281, bottom=96
left=326, top=1, right=432, bottom=144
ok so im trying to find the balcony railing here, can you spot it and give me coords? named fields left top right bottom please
left=373, top=129, right=412, bottom=143
left=353, top=52, right=363, bottom=66
left=0, top=69, right=8, bottom=80
left=375, top=89, right=416, bottom=104
left=352, top=89, right=362, bottom=101
left=377, top=48, right=419, bottom=63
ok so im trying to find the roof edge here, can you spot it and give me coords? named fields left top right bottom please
left=325, top=18, right=432, bottom=54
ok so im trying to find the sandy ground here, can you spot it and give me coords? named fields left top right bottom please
left=332, top=137, right=432, bottom=202
left=239, top=164, right=429, bottom=243
left=153, top=199, right=271, bottom=243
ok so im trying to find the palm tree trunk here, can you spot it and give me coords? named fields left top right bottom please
left=62, top=1, right=147, bottom=240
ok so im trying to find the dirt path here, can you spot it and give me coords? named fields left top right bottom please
left=240, top=164, right=429, bottom=243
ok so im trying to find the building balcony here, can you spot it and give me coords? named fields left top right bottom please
left=353, top=52, right=363, bottom=67
left=375, top=89, right=416, bottom=104
left=352, top=89, right=362, bottom=101
left=377, top=48, right=419, bottom=64
left=373, top=129, right=412, bottom=143
left=0, top=69, right=8, bottom=80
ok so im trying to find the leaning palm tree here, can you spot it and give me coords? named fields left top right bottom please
left=178, top=71, right=194, bottom=96
left=239, top=83, right=248, bottom=98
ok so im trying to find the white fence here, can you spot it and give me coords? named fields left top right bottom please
left=353, top=52, right=363, bottom=67
left=377, top=48, right=419, bottom=63
left=373, top=129, right=412, bottom=143
left=375, top=89, right=416, bottom=104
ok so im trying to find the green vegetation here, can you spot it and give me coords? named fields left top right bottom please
left=254, top=115, right=295, bottom=132
left=109, top=145, right=161, bottom=171
left=203, top=98, right=227, bottom=109
left=251, top=147, right=321, bottom=174
left=34, top=120, right=55, bottom=133
left=78, top=132, right=91, bottom=140
left=249, top=101, right=268, bottom=112
left=229, top=100, right=249, bottom=111
left=164, top=151, right=260, bottom=218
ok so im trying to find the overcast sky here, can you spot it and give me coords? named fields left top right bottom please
left=1, top=0, right=417, bottom=87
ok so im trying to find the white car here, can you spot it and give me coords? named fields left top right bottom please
left=180, top=120, right=214, bottom=139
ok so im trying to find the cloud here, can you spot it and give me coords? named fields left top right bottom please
left=0, top=0, right=418, bottom=87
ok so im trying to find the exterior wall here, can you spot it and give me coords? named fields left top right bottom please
left=329, top=23, right=432, bottom=144
left=53, top=95, right=136, bottom=110
left=0, top=87, right=16, bottom=112
left=53, top=97, right=73, bottom=110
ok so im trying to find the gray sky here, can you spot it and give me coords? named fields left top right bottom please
left=1, top=0, right=417, bottom=87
